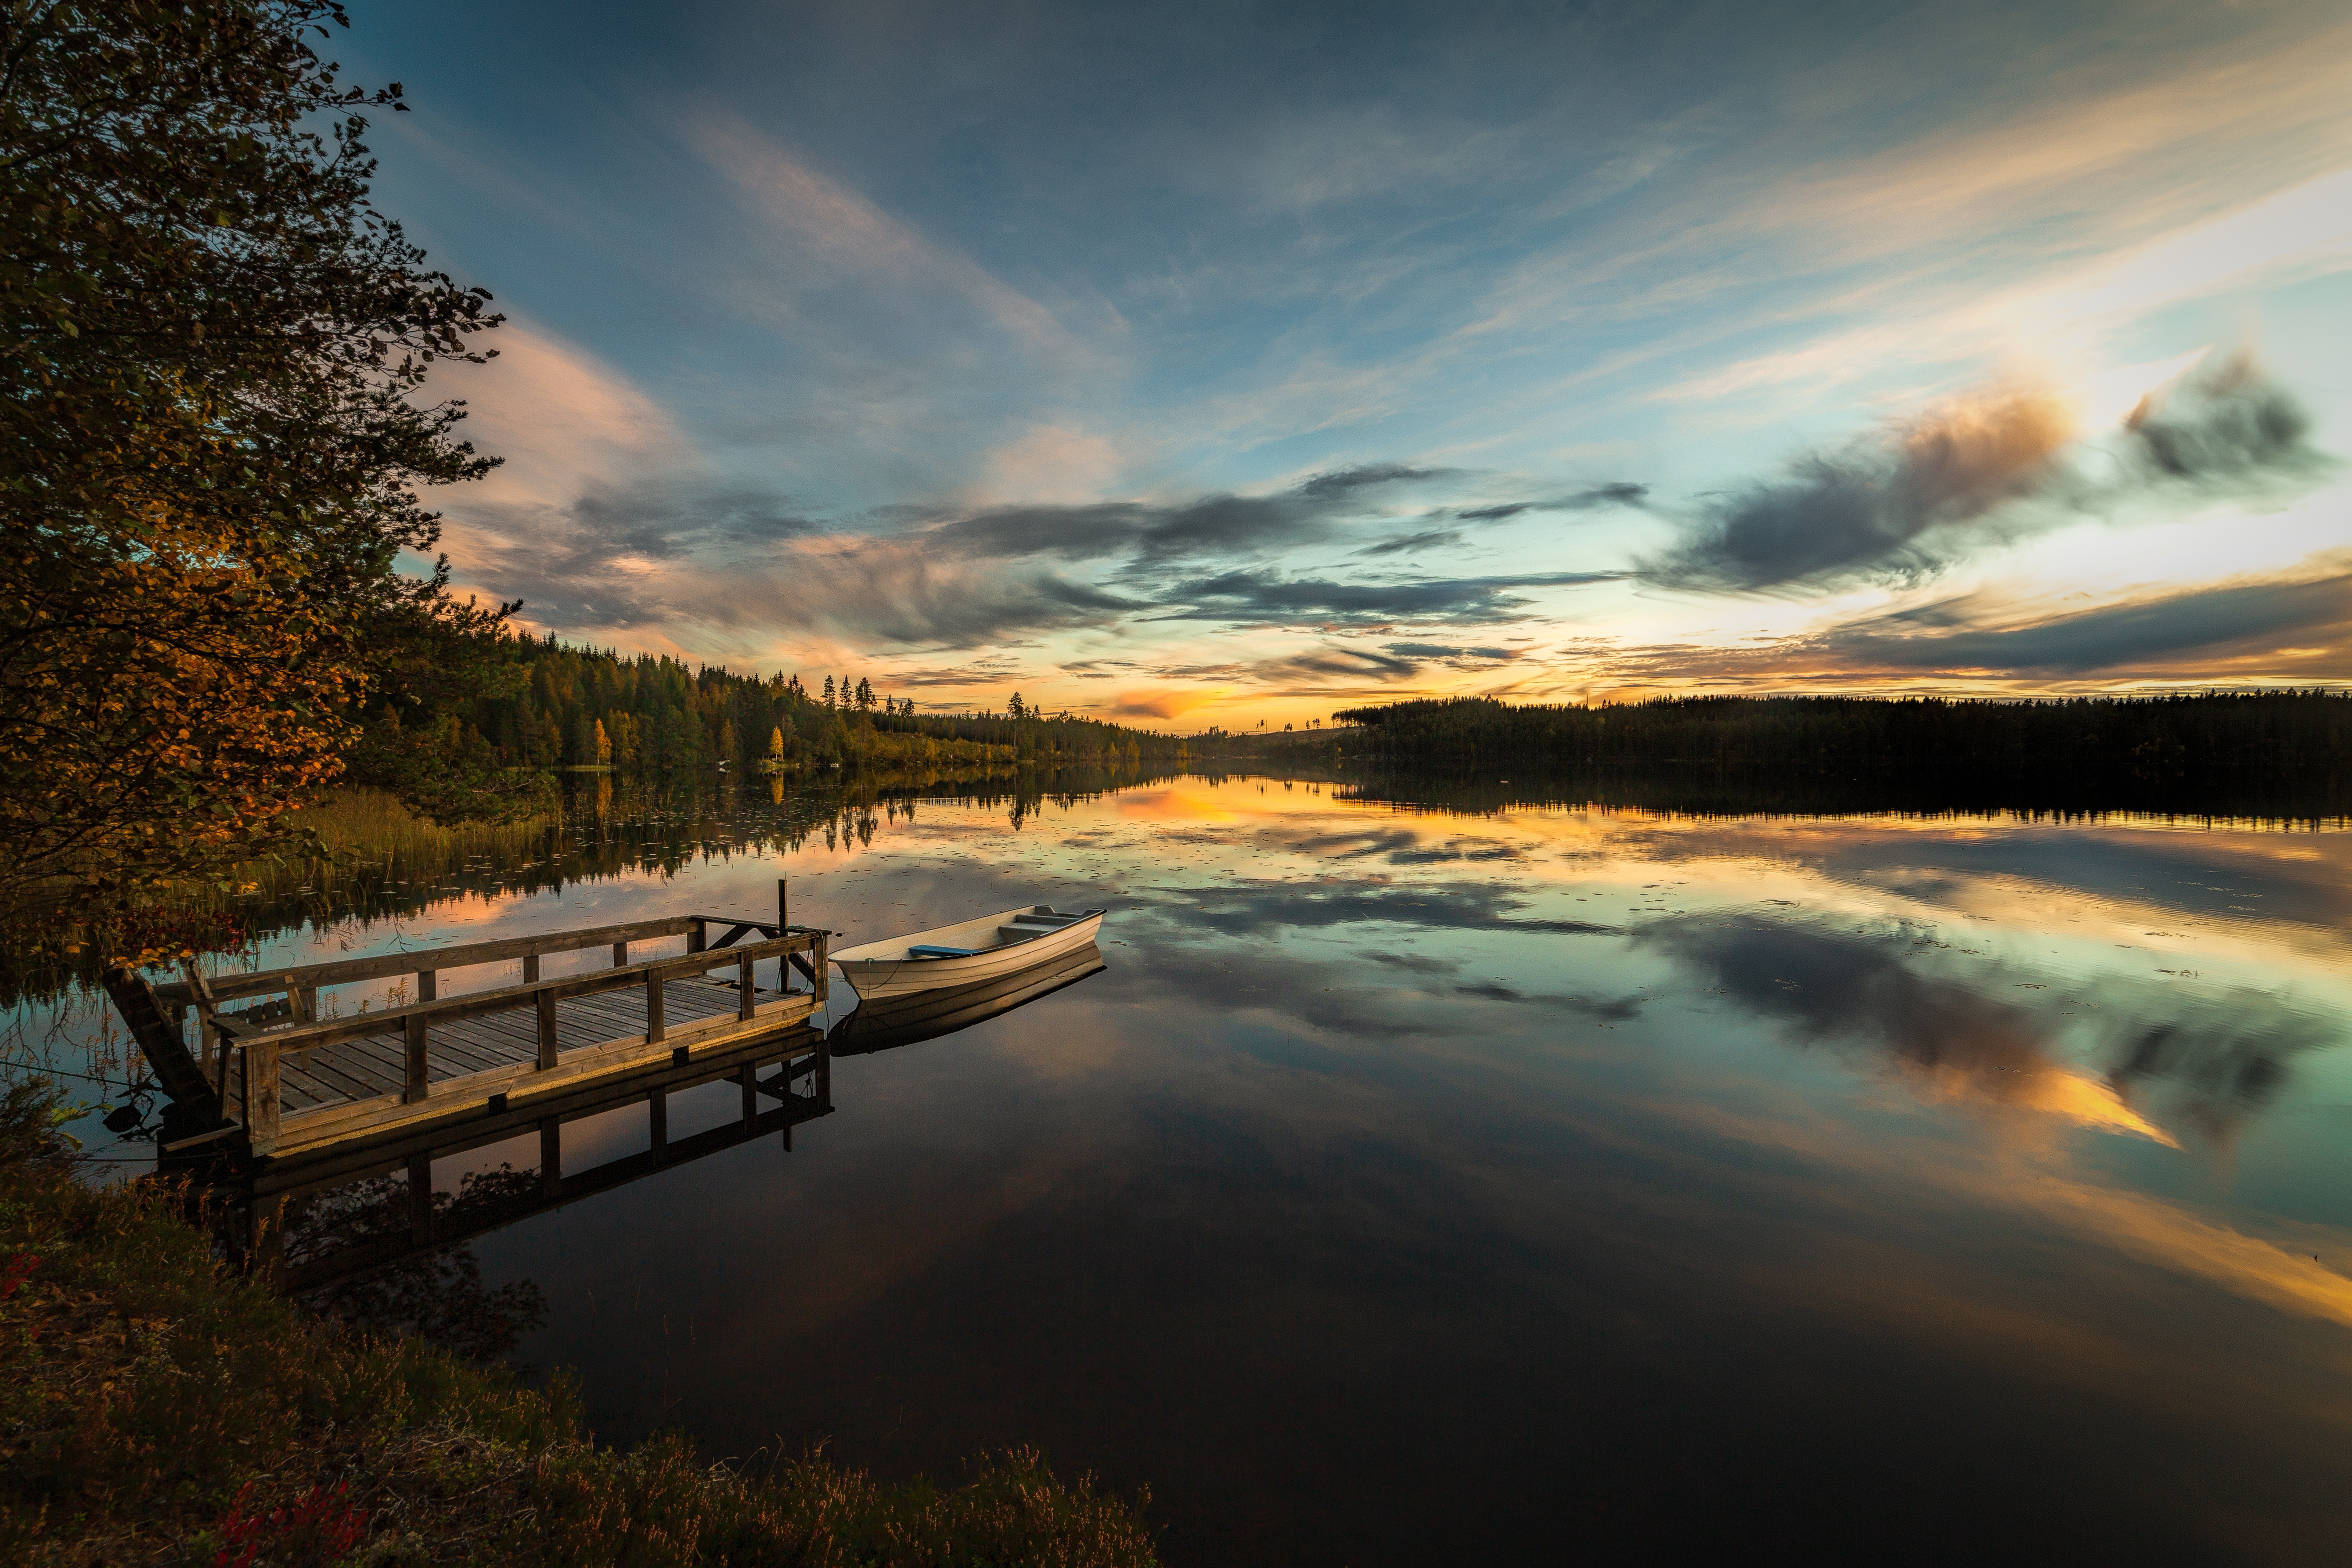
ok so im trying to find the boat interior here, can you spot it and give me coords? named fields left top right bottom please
left=845, top=906, right=1098, bottom=962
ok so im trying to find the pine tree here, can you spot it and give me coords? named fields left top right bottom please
left=854, top=677, right=874, bottom=712
left=821, top=675, right=835, bottom=708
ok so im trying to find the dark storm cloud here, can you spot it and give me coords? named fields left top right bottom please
left=1156, top=568, right=1618, bottom=625
left=1820, top=572, right=2352, bottom=674
left=923, top=463, right=1455, bottom=565
left=1644, top=358, right=2328, bottom=595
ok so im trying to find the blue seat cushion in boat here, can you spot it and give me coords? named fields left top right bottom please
left=907, top=944, right=979, bottom=958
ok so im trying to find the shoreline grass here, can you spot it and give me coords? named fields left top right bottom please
left=0, top=1083, right=1157, bottom=1566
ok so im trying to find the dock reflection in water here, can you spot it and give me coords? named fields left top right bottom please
left=214, top=949, right=1106, bottom=1346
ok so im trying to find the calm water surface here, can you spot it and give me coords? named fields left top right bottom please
left=45, top=776, right=2352, bottom=1562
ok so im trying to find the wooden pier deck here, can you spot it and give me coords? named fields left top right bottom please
left=107, top=890, right=829, bottom=1163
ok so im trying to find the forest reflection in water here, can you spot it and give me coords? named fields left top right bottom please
left=21, top=768, right=2352, bottom=1562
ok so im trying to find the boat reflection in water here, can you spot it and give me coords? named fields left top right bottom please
left=198, top=943, right=1106, bottom=1349
left=829, top=942, right=1106, bottom=1057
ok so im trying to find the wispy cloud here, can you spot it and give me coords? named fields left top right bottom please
left=922, top=464, right=1456, bottom=564
left=1156, top=568, right=1619, bottom=627
left=1817, top=571, right=2352, bottom=678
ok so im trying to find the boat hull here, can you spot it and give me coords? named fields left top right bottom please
left=834, top=908, right=1105, bottom=997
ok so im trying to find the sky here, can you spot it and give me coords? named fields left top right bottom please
left=346, top=0, right=2352, bottom=728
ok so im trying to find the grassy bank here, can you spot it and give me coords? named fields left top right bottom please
left=0, top=1085, right=1157, bottom=1566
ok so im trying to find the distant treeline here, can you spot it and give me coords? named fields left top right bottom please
left=1327, top=693, right=2352, bottom=778
left=359, top=636, right=1185, bottom=805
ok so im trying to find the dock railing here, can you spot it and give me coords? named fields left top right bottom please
left=149, top=913, right=828, bottom=1157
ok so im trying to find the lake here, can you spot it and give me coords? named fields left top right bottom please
left=23, top=771, right=2352, bottom=1564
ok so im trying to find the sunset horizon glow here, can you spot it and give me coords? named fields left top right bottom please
left=354, top=0, right=2352, bottom=732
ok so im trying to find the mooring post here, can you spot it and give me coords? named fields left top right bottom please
left=779, top=877, right=789, bottom=935
left=813, top=931, right=829, bottom=1008
left=738, top=951, right=755, bottom=1020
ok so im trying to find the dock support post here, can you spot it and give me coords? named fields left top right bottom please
left=738, top=952, right=755, bottom=1020
left=645, top=970, right=665, bottom=1043
left=523, top=953, right=540, bottom=984
left=739, top=1062, right=756, bottom=1128
left=689, top=919, right=705, bottom=954
left=293, top=988, right=315, bottom=1024
left=648, top=1087, right=667, bottom=1150
left=244, top=1041, right=281, bottom=1157
left=540, top=1119, right=561, bottom=1196
left=779, top=877, right=788, bottom=934
left=403, top=1014, right=429, bottom=1104
left=612, top=940, right=628, bottom=967
left=816, top=1032, right=832, bottom=1111
left=813, top=932, right=828, bottom=1008
left=408, top=1155, right=433, bottom=1242
left=535, top=987, right=558, bottom=1070
left=418, top=969, right=437, bottom=1004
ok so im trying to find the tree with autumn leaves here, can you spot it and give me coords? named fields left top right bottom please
left=0, top=0, right=512, bottom=952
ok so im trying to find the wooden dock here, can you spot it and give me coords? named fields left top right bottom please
left=107, top=886, right=828, bottom=1163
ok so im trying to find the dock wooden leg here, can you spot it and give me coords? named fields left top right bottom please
left=408, top=1155, right=433, bottom=1242
left=648, top=1087, right=667, bottom=1150
left=540, top=1119, right=561, bottom=1196
left=816, top=1034, right=832, bottom=1110
left=813, top=933, right=828, bottom=1007
left=244, top=1042, right=281, bottom=1157
left=740, top=1062, right=756, bottom=1127
left=645, top=971, right=665, bottom=1043
left=418, top=970, right=437, bottom=1004
left=523, top=953, right=540, bottom=984
left=738, top=952, right=755, bottom=1020
left=612, top=941, right=629, bottom=967
left=403, top=1015, right=429, bottom=1104
left=536, top=988, right=558, bottom=1070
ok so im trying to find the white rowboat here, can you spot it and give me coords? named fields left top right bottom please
left=831, top=905, right=1106, bottom=998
